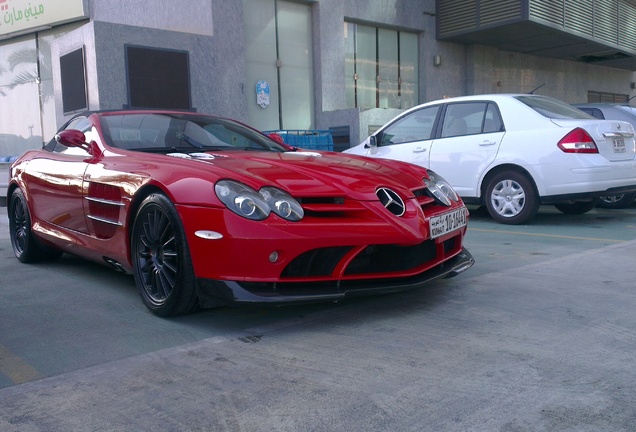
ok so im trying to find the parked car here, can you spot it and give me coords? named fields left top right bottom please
left=7, top=110, right=474, bottom=316
left=572, top=102, right=636, bottom=208
left=345, top=94, right=636, bottom=224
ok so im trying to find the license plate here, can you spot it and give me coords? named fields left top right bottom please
left=430, top=207, right=467, bottom=239
left=613, top=138, right=626, bottom=153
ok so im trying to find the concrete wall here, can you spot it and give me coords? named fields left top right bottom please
left=49, top=0, right=636, bottom=145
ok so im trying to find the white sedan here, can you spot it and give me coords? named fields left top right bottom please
left=345, top=94, right=636, bottom=224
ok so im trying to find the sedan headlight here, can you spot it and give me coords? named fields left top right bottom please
left=215, top=180, right=304, bottom=221
left=424, top=171, right=459, bottom=206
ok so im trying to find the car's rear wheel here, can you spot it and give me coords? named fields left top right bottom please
left=554, top=200, right=598, bottom=214
left=8, top=188, right=62, bottom=263
left=131, top=193, right=198, bottom=316
left=596, top=192, right=636, bottom=209
left=484, top=171, right=539, bottom=225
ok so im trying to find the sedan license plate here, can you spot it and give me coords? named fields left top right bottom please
left=613, top=138, right=626, bottom=153
left=430, top=207, right=467, bottom=239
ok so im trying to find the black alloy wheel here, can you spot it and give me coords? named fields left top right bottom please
left=9, top=188, right=62, bottom=263
left=131, top=193, right=198, bottom=316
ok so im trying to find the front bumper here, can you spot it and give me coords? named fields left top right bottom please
left=195, top=247, right=474, bottom=307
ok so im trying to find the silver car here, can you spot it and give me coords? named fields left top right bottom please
left=573, top=103, right=636, bottom=208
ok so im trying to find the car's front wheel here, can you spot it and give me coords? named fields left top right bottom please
left=8, top=188, right=62, bottom=263
left=484, top=171, right=539, bottom=225
left=596, top=192, right=636, bottom=209
left=131, top=193, right=199, bottom=316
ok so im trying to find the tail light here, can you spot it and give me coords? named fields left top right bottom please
left=557, top=128, right=598, bottom=153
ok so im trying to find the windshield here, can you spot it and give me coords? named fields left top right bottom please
left=515, top=96, right=594, bottom=120
left=99, top=113, right=288, bottom=153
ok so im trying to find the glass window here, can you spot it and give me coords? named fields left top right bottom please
left=243, top=0, right=314, bottom=131
left=441, top=102, right=505, bottom=137
left=515, top=95, right=590, bottom=119
left=60, top=47, right=87, bottom=113
left=345, top=22, right=419, bottom=110
left=0, top=35, right=41, bottom=160
left=379, top=106, right=439, bottom=146
left=126, top=46, right=191, bottom=110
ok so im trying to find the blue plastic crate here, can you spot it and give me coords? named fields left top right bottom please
left=265, top=130, right=334, bottom=151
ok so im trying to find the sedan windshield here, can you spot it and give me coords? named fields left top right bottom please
left=99, top=113, right=288, bottom=153
left=515, top=95, right=593, bottom=120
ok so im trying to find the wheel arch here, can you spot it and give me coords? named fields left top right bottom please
left=480, top=164, right=539, bottom=204
left=125, top=184, right=171, bottom=262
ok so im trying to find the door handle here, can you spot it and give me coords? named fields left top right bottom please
left=479, top=140, right=497, bottom=146
left=413, top=147, right=427, bottom=153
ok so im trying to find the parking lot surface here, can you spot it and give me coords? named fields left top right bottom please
left=1, top=204, right=635, bottom=431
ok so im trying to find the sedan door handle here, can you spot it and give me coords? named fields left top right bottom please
left=479, top=140, right=497, bottom=146
left=413, top=147, right=427, bottom=153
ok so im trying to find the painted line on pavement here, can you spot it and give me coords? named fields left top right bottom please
left=469, top=228, right=625, bottom=243
left=0, top=343, right=43, bottom=384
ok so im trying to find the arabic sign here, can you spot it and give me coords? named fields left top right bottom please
left=0, top=0, right=87, bottom=37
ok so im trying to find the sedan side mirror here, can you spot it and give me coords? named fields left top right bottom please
left=368, top=135, right=378, bottom=154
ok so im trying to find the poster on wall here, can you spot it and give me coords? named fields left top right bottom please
left=256, top=80, right=270, bottom=108
left=0, top=0, right=87, bottom=38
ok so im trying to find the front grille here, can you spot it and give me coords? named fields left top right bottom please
left=281, top=246, right=352, bottom=277
left=344, top=241, right=437, bottom=275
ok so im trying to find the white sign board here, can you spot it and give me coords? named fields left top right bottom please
left=0, top=0, right=87, bottom=37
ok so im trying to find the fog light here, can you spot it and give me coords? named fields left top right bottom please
left=269, top=251, right=279, bottom=263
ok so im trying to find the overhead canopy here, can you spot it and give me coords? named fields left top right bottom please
left=436, top=0, right=636, bottom=70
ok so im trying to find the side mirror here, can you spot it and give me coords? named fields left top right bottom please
left=368, top=135, right=378, bottom=154
left=55, top=129, right=88, bottom=148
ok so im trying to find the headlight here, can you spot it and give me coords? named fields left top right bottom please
left=215, top=180, right=270, bottom=220
left=259, top=187, right=304, bottom=221
left=424, top=171, right=459, bottom=206
left=215, top=180, right=304, bottom=221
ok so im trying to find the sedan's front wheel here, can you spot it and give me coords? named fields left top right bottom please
left=484, top=171, right=539, bottom=225
left=131, top=193, right=199, bottom=316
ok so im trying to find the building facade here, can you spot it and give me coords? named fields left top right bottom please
left=1, top=0, right=636, bottom=170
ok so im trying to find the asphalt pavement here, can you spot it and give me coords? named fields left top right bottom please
left=1, top=204, right=635, bottom=431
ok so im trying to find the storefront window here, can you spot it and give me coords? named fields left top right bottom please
left=0, top=35, right=41, bottom=161
left=0, top=23, right=84, bottom=162
left=243, top=0, right=314, bottom=131
left=345, top=22, right=418, bottom=110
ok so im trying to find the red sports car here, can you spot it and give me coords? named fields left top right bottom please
left=7, top=110, right=474, bottom=316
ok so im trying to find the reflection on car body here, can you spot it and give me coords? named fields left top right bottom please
left=346, top=94, right=636, bottom=224
left=7, top=110, right=474, bottom=316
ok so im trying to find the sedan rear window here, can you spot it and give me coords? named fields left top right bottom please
left=515, top=96, right=593, bottom=120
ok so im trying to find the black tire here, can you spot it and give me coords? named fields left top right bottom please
left=131, top=193, right=199, bottom=317
left=8, top=188, right=62, bottom=263
left=596, top=192, right=636, bottom=209
left=484, top=171, right=539, bottom=225
left=554, top=200, right=598, bottom=215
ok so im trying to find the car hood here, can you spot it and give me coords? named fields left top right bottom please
left=164, top=150, right=428, bottom=199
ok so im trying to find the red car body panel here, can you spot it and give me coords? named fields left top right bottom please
left=8, top=110, right=474, bottom=308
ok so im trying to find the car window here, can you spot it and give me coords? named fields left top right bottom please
left=379, top=106, right=440, bottom=146
left=440, top=102, right=503, bottom=137
left=483, top=103, right=504, bottom=132
left=100, top=113, right=286, bottom=152
left=515, top=95, right=592, bottom=119
left=577, top=107, right=605, bottom=120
